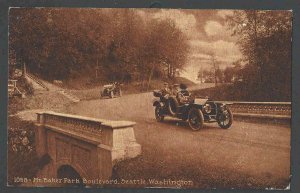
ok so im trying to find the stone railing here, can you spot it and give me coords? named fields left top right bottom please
left=37, top=112, right=103, bottom=137
left=218, top=101, right=291, bottom=119
left=36, top=111, right=141, bottom=162
left=26, top=73, right=49, bottom=91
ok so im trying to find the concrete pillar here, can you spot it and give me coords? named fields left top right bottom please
left=35, top=113, right=47, bottom=158
left=124, top=127, right=142, bottom=158
left=97, top=144, right=113, bottom=180
left=102, top=121, right=141, bottom=164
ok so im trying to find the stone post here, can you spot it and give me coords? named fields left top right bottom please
left=35, top=113, right=47, bottom=158
left=102, top=121, right=141, bottom=164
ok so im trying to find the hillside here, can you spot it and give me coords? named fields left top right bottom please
left=66, top=76, right=196, bottom=101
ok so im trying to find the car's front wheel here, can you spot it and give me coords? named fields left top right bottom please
left=155, top=105, right=164, bottom=122
left=217, top=108, right=233, bottom=129
left=188, top=107, right=204, bottom=131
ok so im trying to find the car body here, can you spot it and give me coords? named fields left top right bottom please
left=100, top=82, right=122, bottom=98
left=152, top=90, right=233, bottom=130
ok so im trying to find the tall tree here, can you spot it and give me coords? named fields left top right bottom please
left=208, top=52, right=219, bottom=86
left=226, top=10, right=292, bottom=101
left=9, top=8, right=189, bottom=85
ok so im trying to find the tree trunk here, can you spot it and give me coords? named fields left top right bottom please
left=22, top=62, right=26, bottom=77
left=147, top=63, right=155, bottom=91
left=253, top=11, right=263, bottom=85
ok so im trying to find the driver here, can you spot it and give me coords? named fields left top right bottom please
left=111, top=82, right=117, bottom=88
left=161, top=82, right=171, bottom=101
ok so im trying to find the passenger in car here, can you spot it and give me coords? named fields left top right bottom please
left=172, top=84, right=180, bottom=96
left=177, top=83, right=192, bottom=104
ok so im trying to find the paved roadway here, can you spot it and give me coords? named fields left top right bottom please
left=66, top=91, right=290, bottom=188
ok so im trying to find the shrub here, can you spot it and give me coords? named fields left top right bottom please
left=7, top=117, right=39, bottom=186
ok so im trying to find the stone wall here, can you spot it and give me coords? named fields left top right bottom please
left=35, top=111, right=141, bottom=185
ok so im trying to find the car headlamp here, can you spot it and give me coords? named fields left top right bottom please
left=203, top=103, right=212, bottom=113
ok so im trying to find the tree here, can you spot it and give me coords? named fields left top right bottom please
left=223, top=60, right=243, bottom=83
left=226, top=10, right=292, bottom=101
left=140, top=18, right=189, bottom=88
left=9, top=8, right=189, bottom=86
left=208, top=52, right=220, bottom=86
left=224, top=67, right=234, bottom=83
left=197, top=65, right=204, bottom=83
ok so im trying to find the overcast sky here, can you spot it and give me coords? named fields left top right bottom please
left=138, top=9, right=243, bottom=82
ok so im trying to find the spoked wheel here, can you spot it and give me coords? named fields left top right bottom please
left=155, top=105, right=164, bottom=122
left=217, top=108, right=233, bottom=129
left=188, top=108, right=204, bottom=131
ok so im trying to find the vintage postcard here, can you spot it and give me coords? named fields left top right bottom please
left=8, top=8, right=291, bottom=189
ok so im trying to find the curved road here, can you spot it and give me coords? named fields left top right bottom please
left=66, top=92, right=290, bottom=188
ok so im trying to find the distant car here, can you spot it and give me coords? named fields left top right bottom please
left=100, top=82, right=122, bottom=98
left=152, top=90, right=233, bottom=130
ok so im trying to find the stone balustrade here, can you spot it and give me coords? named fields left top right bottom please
left=226, top=102, right=291, bottom=116
left=216, top=101, right=291, bottom=119
left=35, top=111, right=141, bottom=184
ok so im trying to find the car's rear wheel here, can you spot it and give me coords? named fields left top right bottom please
left=188, top=108, right=204, bottom=131
left=217, top=108, right=233, bottom=129
left=155, top=105, right=164, bottom=122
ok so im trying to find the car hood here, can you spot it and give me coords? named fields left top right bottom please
left=194, top=98, right=209, bottom=105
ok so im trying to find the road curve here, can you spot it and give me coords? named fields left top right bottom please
left=66, top=91, right=290, bottom=188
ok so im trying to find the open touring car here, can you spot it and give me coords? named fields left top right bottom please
left=152, top=89, right=233, bottom=131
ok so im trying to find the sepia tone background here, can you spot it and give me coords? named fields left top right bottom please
left=6, top=7, right=292, bottom=189
left=9, top=8, right=291, bottom=101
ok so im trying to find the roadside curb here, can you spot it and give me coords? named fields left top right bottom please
left=233, top=113, right=291, bottom=120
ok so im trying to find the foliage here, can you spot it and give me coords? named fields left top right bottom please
left=8, top=125, right=35, bottom=154
left=193, top=83, right=290, bottom=102
left=8, top=117, right=39, bottom=185
left=223, top=60, right=243, bottom=83
left=9, top=8, right=189, bottom=83
left=198, top=66, right=224, bottom=84
left=226, top=10, right=292, bottom=101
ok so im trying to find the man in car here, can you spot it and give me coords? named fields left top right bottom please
left=160, top=82, right=171, bottom=102
left=176, top=83, right=193, bottom=104
left=161, top=82, right=171, bottom=96
left=172, top=83, right=180, bottom=96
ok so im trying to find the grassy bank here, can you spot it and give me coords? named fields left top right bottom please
left=68, top=77, right=196, bottom=101
left=193, top=83, right=290, bottom=102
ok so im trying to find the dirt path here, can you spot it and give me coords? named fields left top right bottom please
left=66, top=92, right=290, bottom=189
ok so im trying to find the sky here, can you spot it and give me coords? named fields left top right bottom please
left=138, top=9, right=243, bottom=83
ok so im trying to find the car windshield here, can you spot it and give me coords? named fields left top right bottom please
left=103, top=84, right=113, bottom=88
